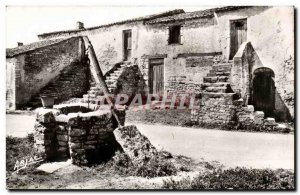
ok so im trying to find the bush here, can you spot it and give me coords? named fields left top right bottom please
left=162, top=167, right=294, bottom=190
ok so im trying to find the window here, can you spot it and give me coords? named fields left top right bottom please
left=168, top=25, right=181, bottom=44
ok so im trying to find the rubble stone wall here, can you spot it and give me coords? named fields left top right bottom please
left=34, top=105, right=126, bottom=166
left=191, top=97, right=290, bottom=133
left=115, top=65, right=147, bottom=98
left=192, top=93, right=237, bottom=126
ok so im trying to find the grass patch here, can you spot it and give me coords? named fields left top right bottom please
left=162, top=167, right=294, bottom=190
left=94, top=151, right=177, bottom=178
left=6, top=134, right=42, bottom=173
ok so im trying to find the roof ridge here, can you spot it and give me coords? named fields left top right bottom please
left=37, top=9, right=185, bottom=38
left=145, top=6, right=253, bottom=24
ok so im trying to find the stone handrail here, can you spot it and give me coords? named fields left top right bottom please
left=231, top=42, right=263, bottom=105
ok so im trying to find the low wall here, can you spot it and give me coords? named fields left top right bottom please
left=193, top=93, right=237, bottom=127
left=191, top=97, right=291, bottom=133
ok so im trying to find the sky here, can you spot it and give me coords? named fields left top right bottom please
left=6, top=6, right=214, bottom=48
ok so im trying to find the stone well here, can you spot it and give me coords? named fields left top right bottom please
left=34, top=103, right=125, bottom=166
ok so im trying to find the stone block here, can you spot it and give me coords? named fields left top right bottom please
left=71, top=148, right=85, bottom=155
left=83, top=145, right=96, bottom=150
left=89, top=129, right=99, bottom=135
left=58, top=141, right=68, bottom=146
left=247, top=105, right=254, bottom=112
left=57, top=134, right=68, bottom=142
left=55, top=114, right=69, bottom=123
left=36, top=109, right=55, bottom=123
left=70, top=143, right=82, bottom=149
left=57, top=146, right=68, bottom=153
left=274, top=124, right=290, bottom=133
left=85, top=140, right=98, bottom=145
left=87, top=135, right=97, bottom=140
left=70, top=128, right=86, bottom=137
left=254, top=111, right=264, bottom=118
left=264, top=117, right=276, bottom=126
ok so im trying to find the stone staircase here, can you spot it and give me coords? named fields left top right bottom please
left=26, top=64, right=89, bottom=108
left=201, top=61, right=234, bottom=94
left=81, top=84, right=106, bottom=105
left=81, top=61, right=131, bottom=105
left=105, top=61, right=131, bottom=93
left=197, top=61, right=289, bottom=132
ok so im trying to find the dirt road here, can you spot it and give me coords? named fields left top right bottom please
left=128, top=123, right=294, bottom=170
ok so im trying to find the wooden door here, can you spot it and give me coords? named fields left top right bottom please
left=123, top=30, right=132, bottom=61
left=149, top=58, right=164, bottom=95
left=253, top=68, right=275, bottom=117
left=229, top=19, right=247, bottom=60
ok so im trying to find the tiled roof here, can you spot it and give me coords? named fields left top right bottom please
left=38, top=9, right=185, bottom=38
left=145, top=6, right=252, bottom=24
left=6, top=37, right=74, bottom=57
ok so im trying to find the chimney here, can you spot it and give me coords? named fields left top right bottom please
left=17, top=42, right=23, bottom=47
left=76, top=21, right=84, bottom=30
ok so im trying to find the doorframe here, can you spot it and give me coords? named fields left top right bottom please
left=122, top=29, right=132, bottom=61
left=148, top=58, right=165, bottom=94
left=228, top=17, right=248, bottom=60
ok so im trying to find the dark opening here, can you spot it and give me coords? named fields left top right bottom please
left=252, top=67, right=275, bottom=117
left=168, top=25, right=181, bottom=44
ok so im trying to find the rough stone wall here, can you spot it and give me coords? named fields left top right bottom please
left=38, top=60, right=90, bottom=104
left=115, top=65, right=147, bottom=98
left=9, top=37, right=85, bottom=108
left=192, top=93, right=237, bottom=126
left=192, top=97, right=291, bottom=132
left=166, top=54, right=223, bottom=94
left=34, top=105, right=126, bottom=166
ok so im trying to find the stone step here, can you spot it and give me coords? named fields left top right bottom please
left=214, top=63, right=232, bottom=66
left=264, top=117, right=276, bottom=126
left=90, top=86, right=101, bottom=91
left=207, top=72, right=231, bottom=77
left=203, top=76, right=230, bottom=83
left=201, top=92, right=236, bottom=99
left=108, top=87, right=115, bottom=92
left=106, top=75, right=119, bottom=80
left=213, top=64, right=232, bottom=71
left=215, top=71, right=231, bottom=76
left=105, top=79, right=116, bottom=84
left=201, top=82, right=230, bottom=89
left=205, top=87, right=227, bottom=93
left=107, top=83, right=117, bottom=88
left=113, top=70, right=123, bottom=74
left=88, top=90, right=104, bottom=96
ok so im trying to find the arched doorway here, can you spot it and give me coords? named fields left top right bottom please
left=252, top=67, right=275, bottom=117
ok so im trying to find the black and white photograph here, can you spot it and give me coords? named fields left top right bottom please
left=4, top=2, right=295, bottom=190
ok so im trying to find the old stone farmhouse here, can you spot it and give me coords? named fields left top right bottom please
left=6, top=6, right=294, bottom=124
